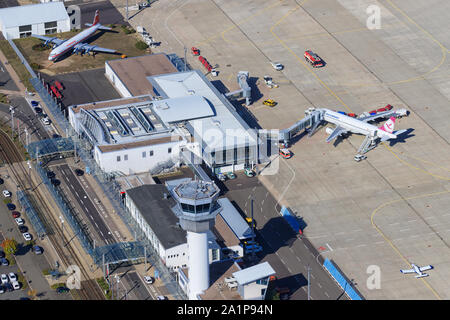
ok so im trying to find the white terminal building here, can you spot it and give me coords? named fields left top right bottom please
left=69, top=54, right=259, bottom=176
left=0, top=2, right=70, bottom=40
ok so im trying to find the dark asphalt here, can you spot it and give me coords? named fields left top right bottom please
left=40, top=68, right=121, bottom=109
left=0, top=61, right=18, bottom=91
left=222, top=174, right=346, bottom=300
left=0, top=0, right=18, bottom=9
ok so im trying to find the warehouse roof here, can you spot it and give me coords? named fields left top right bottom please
left=0, top=2, right=69, bottom=28
left=126, top=184, right=186, bottom=249
left=217, top=198, right=255, bottom=240
left=106, top=54, right=177, bottom=96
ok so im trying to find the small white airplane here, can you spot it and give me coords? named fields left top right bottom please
left=400, top=263, right=433, bottom=278
left=32, top=10, right=117, bottom=61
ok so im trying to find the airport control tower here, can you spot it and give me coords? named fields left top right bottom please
left=171, top=179, right=221, bottom=300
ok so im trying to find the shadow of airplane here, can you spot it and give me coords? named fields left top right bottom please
left=389, top=128, right=415, bottom=147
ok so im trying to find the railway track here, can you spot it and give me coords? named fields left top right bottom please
left=0, top=130, right=104, bottom=300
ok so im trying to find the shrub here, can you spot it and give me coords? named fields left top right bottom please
left=42, top=269, right=50, bottom=276
left=3, top=199, right=11, bottom=205
left=31, top=44, right=48, bottom=52
left=51, top=283, right=66, bottom=290
left=1, top=238, right=18, bottom=255
left=30, top=62, right=42, bottom=70
left=135, top=40, right=149, bottom=51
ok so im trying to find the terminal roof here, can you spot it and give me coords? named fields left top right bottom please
left=0, top=2, right=69, bottom=28
left=232, top=262, right=275, bottom=286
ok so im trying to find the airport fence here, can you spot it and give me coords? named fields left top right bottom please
left=323, top=258, right=364, bottom=300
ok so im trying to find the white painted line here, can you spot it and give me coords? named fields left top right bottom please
left=355, top=244, right=366, bottom=248
left=324, top=292, right=329, bottom=297
left=308, top=234, right=328, bottom=239
left=375, top=241, right=384, bottom=244
left=335, top=232, right=345, bottom=236
left=326, top=243, right=333, bottom=252
left=317, top=282, right=322, bottom=288
left=407, top=219, right=417, bottom=223
left=400, top=228, right=410, bottom=232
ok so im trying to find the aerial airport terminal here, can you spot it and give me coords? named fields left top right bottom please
left=0, top=0, right=448, bottom=304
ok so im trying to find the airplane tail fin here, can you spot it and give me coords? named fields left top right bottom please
left=379, top=117, right=396, bottom=134
left=92, top=10, right=100, bottom=25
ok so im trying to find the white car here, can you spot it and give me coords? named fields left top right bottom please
left=12, top=281, right=20, bottom=290
left=157, top=295, right=168, bottom=300
left=15, top=218, right=24, bottom=226
left=41, top=117, right=51, bottom=125
left=270, top=62, right=284, bottom=71
left=143, top=276, right=154, bottom=284
left=1, top=274, right=8, bottom=284
left=2, top=190, right=11, bottom=197
left=22, top=233, right=32, bottom=241
left=8, top=273, right=16, bottom=282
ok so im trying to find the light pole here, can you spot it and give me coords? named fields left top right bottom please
left=9, top=106, right=14, bottom=138
left=115, top=275, right=120, bottom=300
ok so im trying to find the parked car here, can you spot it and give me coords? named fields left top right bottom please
left=0, top=286, right=4, bottom=294
left=18, top=226, right=28, bottom=233
left=22, top=233, right=32, bottom=241
left=31, top=101, right=39, bottom=107
left=225, top=172, right=236, bottom=179
left=143, top=276, right=154, bottom=284
left=8, top=273, right=16, bottom=282
left=46, top=171, right=55, bottom=179
left=6, top=203, right=15, bottom=210
left=4, top=283, right=13, bottom=292
left=0, top=178, right=4, bottom=185
left=74, top=169, right=84, bottom=176
left=56, top=286, right=69, bottom=293
left=157, top=295, right=168, bottom=300
left=0, top=251, right=4, bottom=258
left=34, top=107, right=42, bottom=114
left=2, top=190, right=11, bottom=197
left=15, top=218, right=24, bottom=226
left=41, top=117, right=51, bottom=125
left=263, top=99, right=277, bottom=107
left=0, top=258, right=8, bottom=266
left=50, top=179, right=60, bottom=186
left=12, top=281, right=20, bottom=290
left=1, top=274, right=8, bottom=284
left=33, top=245, right=42, bottom=255
left=12, top=211, right=20, bottom=218
left=270, top=62, right=284, bottom=70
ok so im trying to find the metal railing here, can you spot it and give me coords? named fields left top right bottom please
left=16, top=190, right=46, bottom=238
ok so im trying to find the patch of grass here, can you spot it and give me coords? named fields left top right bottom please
left=29, top=62, right=42, bottom=70
left=0, top=93, right=8, bottom=104
left=3, top=198, right=11, bottom=205
left=50, top=282, right=66, bottom=290
left=17, top=272, right=28, bottom=290
left=0, top=40, right=33, bottom=91
left=5, top=253, right=15, bottom=265
left=42, top=269, right=50, bottom=276
left=32, top=44, right=49, bottom=52
left=135, top=40, right=149, bottom=51
left=96, top=277, right=112, bottom=300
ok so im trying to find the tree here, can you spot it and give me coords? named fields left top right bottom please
left=1, top=238, right=18, bottom=255
left=27, top=289, right=37, bottom=300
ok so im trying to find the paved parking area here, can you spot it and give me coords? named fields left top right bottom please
left=122, top=0, right=450, bottom=299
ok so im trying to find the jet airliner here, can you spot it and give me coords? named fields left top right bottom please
left=32, top=10, right=117, bottom=61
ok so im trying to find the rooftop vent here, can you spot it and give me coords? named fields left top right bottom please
left=187, top=90, right=195, bottom=95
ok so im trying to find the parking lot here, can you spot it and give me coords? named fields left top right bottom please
left=127, top=0, right=450, bottom=299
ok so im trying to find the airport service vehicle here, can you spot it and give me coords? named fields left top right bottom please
left=225, top=172, right=236, bottom=180
left=304, top=50, right=324, bottom=67
left=270, top=62, right=284, bottom=71
left=191, top=47, right=200, bottom=56
left=217, top=173, right=226, bottom=182
left=400, top=263, right=433, bottom=278
left=32, top=10, right=116, bottom=61
left=263, top=76, right=278, bottom=88
left=279, top=148, right=292, bottom=159
left=2, top=190, right=11, bottom=197
left=263, top=99, right=277, bottom=107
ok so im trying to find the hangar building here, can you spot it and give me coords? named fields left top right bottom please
left=0, top=2, right=70, bottom=40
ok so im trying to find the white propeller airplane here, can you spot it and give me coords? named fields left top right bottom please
left=400, top=263, right=433, bottom=278
left=32, top=10, right=117, bottom=62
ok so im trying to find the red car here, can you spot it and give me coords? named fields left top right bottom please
left=191, top=47, right=200, bottom=56
left=53, top=80, right=64, bottom=91
left=304, top=50, right=324, bottom=67
left=11, top=211, right=20, bottom=219
left=50, top=85, right=62, bottom=99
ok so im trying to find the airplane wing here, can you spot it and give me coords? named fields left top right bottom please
left=358, top=109, right=408, bottom=123
left=400, top=269, right=415, bottom=274
left=419, top=265, right=433, bottom=272
left=75, top=43, right=117, bottom=54
left=32, top=34, right=66, bottom=46
left=326, top=126, right=347, bottom=143
left=85, top=23, right=112, bottom=31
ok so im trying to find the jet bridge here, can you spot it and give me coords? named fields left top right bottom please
left=225, top=71, right=252, bottom=106
left=278, top=108, right=324, bottom=145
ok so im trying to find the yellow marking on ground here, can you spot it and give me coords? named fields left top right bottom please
left=370, top=191, right=448, bottom=300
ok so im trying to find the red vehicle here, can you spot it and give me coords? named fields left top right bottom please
left=304, top=50, right=324, bottom=67
left=11, top=211, right=20, bottom=219
left=53, top=80, right=64, bottom=91
left=279, top=148, right=293, bottom=159
left=50, top=85, right=62, bottom=99
left=191, top=47, right=200, bottom=56
left=385, top=104, right=393, bottom=110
